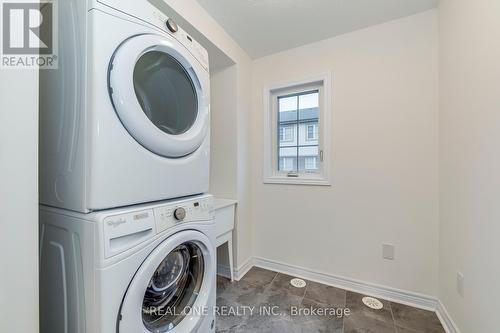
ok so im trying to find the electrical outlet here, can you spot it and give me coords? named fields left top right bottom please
left=382, top=244, right=395, bottom=260
left=456, top=272, right=464, bottom=297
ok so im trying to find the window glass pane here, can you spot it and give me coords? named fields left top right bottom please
left=278, top=147, right=297, bottom=172
left=279, top=125, right=294, bottom=143
left=299, top=92, right=319, bottom=145
left=305, top=157, right=318, bottom=170
left=279, top=157, right=295, bottom=172
left=306, top=124, right=318, bottom=140
left=279, top=96, right=297, bottom=112
left=278, top=96, right=297, bottom=125
left=277, top=90, right=320, bottom=175
left=133, top=51, right=198, bottom=135
left=298, top=146, right=319, bottom=172
left=299, top=92, right=319, bottom=110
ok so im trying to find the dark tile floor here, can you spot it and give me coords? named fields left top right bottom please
left=216, top=267, right=445, bottom=333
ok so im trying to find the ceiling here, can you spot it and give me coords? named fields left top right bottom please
left=195, top=0, right=439, bottom=59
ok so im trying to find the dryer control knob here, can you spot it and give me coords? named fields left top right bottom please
left=166, top=19, right=178, bottom=33
left=174, top=207, right=186, bottom=221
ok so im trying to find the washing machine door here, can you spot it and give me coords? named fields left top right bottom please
left=109, top=34, right=209, bottom=158
left=118, top=230, right=215, bottom=333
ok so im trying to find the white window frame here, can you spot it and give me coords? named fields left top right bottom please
left=263, top=72, right=332, bottom=186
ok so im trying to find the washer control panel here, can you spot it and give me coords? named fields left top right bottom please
left=153, top=196, right=214, bottom=234
left=101, top=196, right=213, bottom=258
left=103, top=209, right=156, bottom=258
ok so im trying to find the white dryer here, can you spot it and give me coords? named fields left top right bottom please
left=40, top=0, right=211, bottom=212
left=39, top=195, right=216, bottom=333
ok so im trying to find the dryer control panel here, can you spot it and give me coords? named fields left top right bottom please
left=151, top=10, right=209, bottom=71
left=153, top=196, right=214, bottom=234
left=95, top=0, right=210, bottom=71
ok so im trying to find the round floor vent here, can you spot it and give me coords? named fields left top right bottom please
left=290, top=278, right=307, bottom=288
left=362, top=296, right=384, bottom=310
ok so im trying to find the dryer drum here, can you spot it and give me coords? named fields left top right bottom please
left=132, top=50, right=199, bottom=137
left=142, top=242, right=205, bottom=332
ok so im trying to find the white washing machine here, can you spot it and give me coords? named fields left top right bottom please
left=40, top=0, right=211, bottom=212
left=39, top=195, right=216, bottom=333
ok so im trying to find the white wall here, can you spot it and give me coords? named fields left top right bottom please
left=251, top=11, right=439, bottom=295
left=439, top=0, right=500, bottom=331
left=235, top=58, right=253, bottom=267
left=0, top=71, right=39, bottom=332
left=163, top=0, right=254, bottom=269
left=210, top=65, right=238, bottom=198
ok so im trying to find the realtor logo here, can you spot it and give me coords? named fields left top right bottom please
left=1, top=0, right=57, bottom=68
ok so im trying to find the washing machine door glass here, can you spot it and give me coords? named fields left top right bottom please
left=142, top=242, right=204, bottom=332
left=109, top=34, right=209, bottom=158
left=118, top=230, right=215, bottom=333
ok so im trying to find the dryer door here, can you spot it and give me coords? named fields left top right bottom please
left=109, top=34, right=209, bottom=158
left=118, top=230, right=215, bottom=333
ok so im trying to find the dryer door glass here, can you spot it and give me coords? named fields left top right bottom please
left=133, top=51, right=198, bottom=136
left=109, top=34, right=209, bottom=158
left=142, top=242, right=204, bottom=332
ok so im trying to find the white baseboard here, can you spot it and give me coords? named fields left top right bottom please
left=436, top=300, right=461, bottom=333
left=218, top=256, right=460, bottom=332
left=217, top=256, right=254, bottom=281
left=252, top=256, right=438, bottom=311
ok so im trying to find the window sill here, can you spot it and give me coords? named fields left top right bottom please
left=263, top=175, right=331, bottom=186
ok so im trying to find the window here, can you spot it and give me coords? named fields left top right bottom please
left=279, top=125, right=294, bottom=142
left=306, top=124, right=318, bottom=141
left=263, top=73, right=332, bottom=186
left=279, top=157, right=295, bottom=171
left=277, top=91, right=319, bottom=173
left=305, top=156, right=318, bottom=170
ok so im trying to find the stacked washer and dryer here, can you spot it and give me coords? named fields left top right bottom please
left=39, top=1, right=216, bottom=333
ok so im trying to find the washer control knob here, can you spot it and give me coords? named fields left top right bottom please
left=166, top=19, right=178, bottom=33
left=174, top=207, right=186, bottom=221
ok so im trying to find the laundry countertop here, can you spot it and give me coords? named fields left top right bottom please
left=214, top=198, right=238, bottom=210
